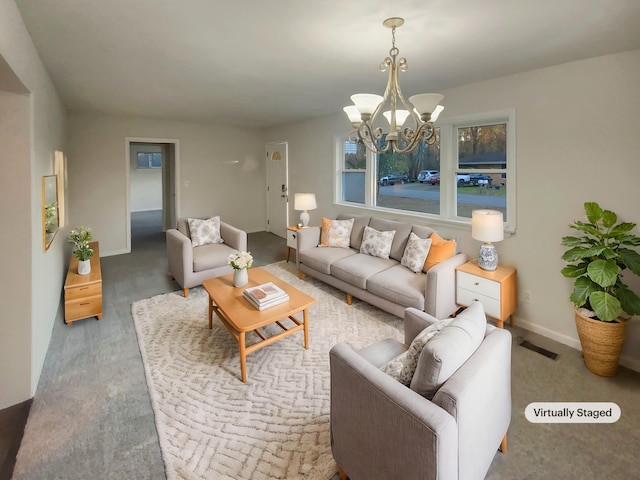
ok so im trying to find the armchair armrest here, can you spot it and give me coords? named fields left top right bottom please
left=166, top=229, right=193, bottom=288
left=424, top=253, right=469, bottom=318
left=220, top=222, right=247, bottom=252
left=403, top=307, right=440, bottom=344
left=330, top=343, right=458, bottom=480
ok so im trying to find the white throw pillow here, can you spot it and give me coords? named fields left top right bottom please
left=360, top=226, right=396, bottom=259
left=401, top=232, right=433, bottom=273
left=380, top=317, right=454, bottom=385
left=187, top=216, right=223, bottom=247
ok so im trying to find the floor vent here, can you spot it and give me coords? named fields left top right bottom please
left=519, top=340, right=559, bottom=360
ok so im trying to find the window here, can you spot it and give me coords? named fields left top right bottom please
left=137, top=152, right=162, bottom=169
left=335, top=110, right=516, bottom=230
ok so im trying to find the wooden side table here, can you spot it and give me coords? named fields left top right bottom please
left=64, top=241, right=103, bottom=325
left=456, top=260, right=517, bottom=328
left=286, top=225, right=306, bottom=263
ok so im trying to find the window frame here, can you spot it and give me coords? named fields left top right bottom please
left=136, top=151, right=162, bottom=169
left=334, top=109, right=516, bottom=232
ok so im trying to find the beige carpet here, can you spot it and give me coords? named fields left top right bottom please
left=132, top=261, right=403, bottom=480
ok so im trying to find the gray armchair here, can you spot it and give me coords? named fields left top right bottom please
left=329, top=302, right=511, bottom=480
left=166, top=217, right=247, bottom=297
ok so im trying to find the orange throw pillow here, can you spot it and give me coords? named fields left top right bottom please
left=424, top=232, right=456, bottom=271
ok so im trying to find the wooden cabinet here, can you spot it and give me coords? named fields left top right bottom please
left=64, top=241, right=103, bottom=324
left=456, top=261, right=517, bottom=328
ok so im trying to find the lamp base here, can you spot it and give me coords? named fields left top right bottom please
left=478, top=243, right=498, bottom=271
left=300, top=211, right=310, bottom=227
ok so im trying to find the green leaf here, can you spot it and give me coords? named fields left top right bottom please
left=584, top=202, right=603, bottom=224
left=587, top=259, right=618, bottom=287
left=589, top=291, right=622, bottom=321
left=616, top=287, right=640, bottom=316
left=561, top=236, right=587, bottom=247
left=609, top=222, right=636, bottom=235
left=571, top=276, right=599, bottom=306
left=601, top=210, right=618, bottom=228
left=618, top=248, right=640, bottom=276
left=562, top=247, right=591, bottom=263
left=561, top=264, right=588, bottom=278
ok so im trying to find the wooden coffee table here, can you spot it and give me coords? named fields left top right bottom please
left=202, top=268, right=316, bottom=382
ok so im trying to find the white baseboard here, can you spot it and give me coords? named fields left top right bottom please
left=515, top=316, right=640, bottom=373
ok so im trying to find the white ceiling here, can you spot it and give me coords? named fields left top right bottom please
left=14, top=0, right=640, bottom=128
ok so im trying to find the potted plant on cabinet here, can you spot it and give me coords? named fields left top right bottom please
left=561, top=202, right=640, bottom=376
left=69, top=226, right=94, bottom=275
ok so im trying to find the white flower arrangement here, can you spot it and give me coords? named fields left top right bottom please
left=68, top=226, right=94, bottom=261
left=228, top=251, right=253, bottom=270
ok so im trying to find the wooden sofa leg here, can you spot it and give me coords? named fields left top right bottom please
left=298, top=270, right=304, bottom=279
left=183, top=288, right=189, bottom=298
left=500, top=433, right=507, bottom=454
left=346, top=293, right=353, bottom=305
left=337, top=467, right=348, bottom=480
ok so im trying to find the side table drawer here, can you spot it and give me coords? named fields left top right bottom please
left=65, top=295, right=103, bottom=322
left=457, top=288, right=501, bottom=318
left=457, top=271, right=500, bottom=299
left=65, top=282, right=102, bottom=301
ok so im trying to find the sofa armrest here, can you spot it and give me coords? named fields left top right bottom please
left=330, top=343, right=458, bottom=480
left=295, top=226, right=321, bottom=268
left=166, top=229, right=193, bottom=287
left=424, top=252, right=469, bottom=319
left=403, top=307, right=440, bottom=344
left=220, top=222, right=247, bottom=252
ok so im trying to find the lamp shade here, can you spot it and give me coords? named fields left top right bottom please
left=294, top=193, right=317, bottom=211
left=409, top=93, right=444, bottom=116
left=472, top=210, right=504, bottom=242
left=383, top=109, right=410, bottom=128
left=351, top=94, right=384, bottom=115
left=343, top=105, right=362, bottom=126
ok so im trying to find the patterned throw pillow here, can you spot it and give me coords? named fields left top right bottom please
left=401, top=232, right=433, bottom=273
left=187, top=216, right=224, bottom=247
left=380, top=318, right=454, bottom=385
left=424, top=232, right=457, bottom=271
left=320, top=218, right=354, bottom=248
left=360, top=226, right=396, bottom=259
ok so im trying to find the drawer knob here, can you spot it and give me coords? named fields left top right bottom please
left=474, top=282, right=479, bottom=286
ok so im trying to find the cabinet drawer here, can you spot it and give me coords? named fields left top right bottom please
left=65, top=282, right=102, bottom=300
left=457, top=288, right=501, bottom=318
left=287, top=229, right=297, bottom=249
left=65, top=295, right=102, bottom=321
left=457, top=271, right=500, bottom=299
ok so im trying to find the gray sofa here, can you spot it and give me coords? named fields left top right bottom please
left=296, top=215, right=468, bottom=318
left=166, top=217, right=247, bottom=297
left=330, top=302, right=512, bottom=480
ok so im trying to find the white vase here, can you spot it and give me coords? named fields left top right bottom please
left=233, top=268, right=248, bottom=288
left=78, top=259, right=91, bottom=275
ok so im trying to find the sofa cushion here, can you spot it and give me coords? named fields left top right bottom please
left=337, top=214, right=370, bottom=250
left=188, top=216, right=224, bottom=247
left=320, top=218, right=354, bottom=248
left=368, top=217, right=412, bottom=262
left=410, top=301, right=487, bottom=399
left=401, top=232, right=433, bottom=273
left=192, top=242, right=237, bottom=272
left=360, top=226, right=396, bottom=259
left=367, top=265, right=426, bottom=309
left=331, top=253, right=396, bottom=289
left=380, top=317, right=453, bottom=385
left=299, top=246, right=357, bottom=275
left=424, top=232, right=457, bottom=271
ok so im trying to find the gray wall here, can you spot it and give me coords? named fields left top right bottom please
left=266, top=49, right=640, bottom=371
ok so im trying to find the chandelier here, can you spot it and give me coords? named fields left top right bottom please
left=343, top=17, right=444, bottom=154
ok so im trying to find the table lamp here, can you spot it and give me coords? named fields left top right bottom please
left=294, top=193, right=317, bottom=227
left=471, top=209, right=504, bottom=271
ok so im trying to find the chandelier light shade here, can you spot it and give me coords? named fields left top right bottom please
left=471, top=210, right=504, bottom=271
left=294, top=193, right=317, bottom=226
left=343, top=17, right=444, bottom=154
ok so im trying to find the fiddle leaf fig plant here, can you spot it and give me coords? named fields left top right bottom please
left=561, top=202, right=640, bottom=321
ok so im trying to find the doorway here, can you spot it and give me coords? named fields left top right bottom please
left=266, top=141, right=289, bottom=238
left=125, top=138, right=180, bottom=252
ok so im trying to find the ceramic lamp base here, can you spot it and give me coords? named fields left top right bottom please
left=478, top=243, right=498, bottom=271
left=300, top=211, right=310, bottom=227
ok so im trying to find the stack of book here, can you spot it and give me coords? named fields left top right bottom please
left=243, top=282, right=289, bottom=310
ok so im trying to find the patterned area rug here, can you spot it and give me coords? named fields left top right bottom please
left=132, top=261, right=403, bottom=480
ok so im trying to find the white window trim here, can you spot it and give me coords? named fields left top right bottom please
left=334, top=108, right=516, bottom=233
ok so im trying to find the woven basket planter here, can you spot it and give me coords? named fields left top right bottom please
left=574, top=307, right=628, bottom=376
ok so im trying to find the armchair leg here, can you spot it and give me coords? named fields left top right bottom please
left=337, top=467, right=348, bottom=480
left=183, top=288, right=189, bottom=298
left=500, top=433, right=507, bottom=454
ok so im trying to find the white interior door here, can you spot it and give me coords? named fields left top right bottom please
left=266, top=141, right=289, bottom=238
